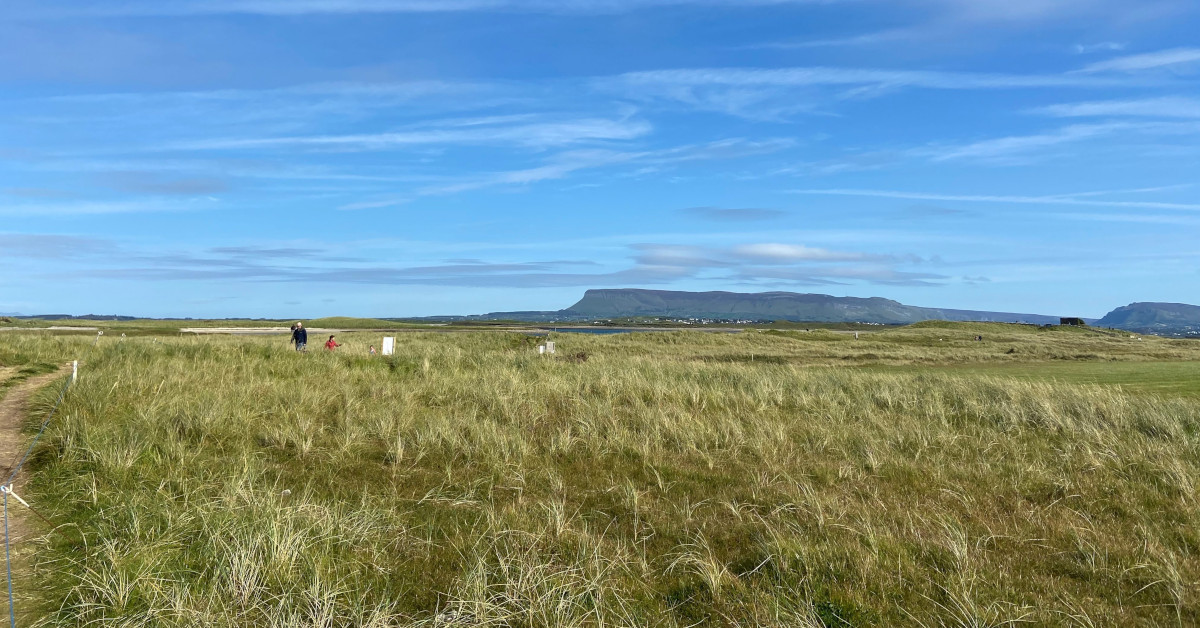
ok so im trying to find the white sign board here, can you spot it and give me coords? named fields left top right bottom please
left=382, top=336, right=395, bottom=356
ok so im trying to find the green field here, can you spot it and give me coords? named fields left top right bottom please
left=865, top=361, right=1200, bottom=399
left=1, top=323, right=1198, bottom=627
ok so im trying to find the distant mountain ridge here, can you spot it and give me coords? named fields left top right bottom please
left=553, top=289, right=1064, bottom=325
left=8, top=314, right=139, bottom=321
left=11, top=293, right=1199, bottom=336
left=1097, top=302, right=1200, bottom=335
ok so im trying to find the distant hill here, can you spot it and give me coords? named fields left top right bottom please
left=458, top=289, right=1063, bottom=325
left=14, top=314, right=140, bottom=321
left=561, top=289, right=1064, bottom=324
left=1097, top=302, right=1200, bottom=335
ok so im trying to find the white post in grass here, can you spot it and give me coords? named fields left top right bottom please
left=382, top=337, right=395, bottom=356
left=546, top=341, right=555, bottom=354
left=538, top=345, right=546, bottom=355
left=71, top=360, right=78, bottom=384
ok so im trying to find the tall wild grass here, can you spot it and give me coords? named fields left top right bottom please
left=4, top=330, right=1198, bottom=626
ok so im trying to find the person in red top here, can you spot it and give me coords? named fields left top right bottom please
left=325, top=335, right=341, bottom=351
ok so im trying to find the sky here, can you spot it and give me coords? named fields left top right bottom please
left=1, top=0, right=1199, bottom=318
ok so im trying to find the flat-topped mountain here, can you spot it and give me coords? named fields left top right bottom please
left=555, top=289, right=1063, bottom=325
left=1097, top=302, right=1200, bottom=334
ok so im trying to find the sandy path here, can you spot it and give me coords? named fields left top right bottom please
left=0, top=327, right=99, bottom=332
left=1, top=366, right=71, bottom=544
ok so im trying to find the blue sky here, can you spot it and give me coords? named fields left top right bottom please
left=1, top=0, right=1199, bottom=318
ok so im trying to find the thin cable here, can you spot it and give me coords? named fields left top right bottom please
left=1, top=489, right=64, bottom=541
left=4, top=493, right=14, bottom=628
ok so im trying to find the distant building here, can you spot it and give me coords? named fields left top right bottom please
left=1060, top=317, right=1087, bottom=326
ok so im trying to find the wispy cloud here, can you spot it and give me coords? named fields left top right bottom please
left=11, top=81, right=508, bottom=147
left=174, top=116, right=652, bottom=152
left=742, top=30, right=913, bottom=50
left=731, top=243, right=879, bottom=263
left=419, top=138, right=793, bottom=195
left=788, top=118, right=1200, bottom=172
left=80, top=253, right=692, bottom=289
left=1, top=187, right=74, bottom=199
left=930, top=0, right=1183, bottom=24
left=792, top=188, right=1200, bottom=212
left=1073, top=42, right=1126, bottom=54
left=1080, top=47, right=1200, bottom=73
left=13, top=0, right=841, bottom=18
left=206, top=245, right=362, bottom=262
left=1032, top=97, right=1200, bottom=119
left=94, top=171, right=229, bottom=195
left=337, top=198, right=411, bottom=211
left=603, top=66, right=1133, bottom=119
left=0, top=199, right=216, bottom=217
left=912, top=122, right=1135, bottom=162
left=613, top=66, right=1126, bottom=93
left=740, top=1, right=1191, bottom=52
left=682, top=207, right=785, bottom=222
left=0, top=233, right=116, bottom=259
left=60, top=236, right=937, bottom=289
left=1048, top=212, right=1200, bottom=226
left=19, top=0, right=1192, bottom=22
left=731, top=265, right=943, bottom=286
left=628, top=242, right=937, bottom=286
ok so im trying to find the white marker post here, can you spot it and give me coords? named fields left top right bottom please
left=381, top=337, right=395, bottom=356
left=71, top=360, right=78, bottom=384
left=545, top=341, right=555, bottom=354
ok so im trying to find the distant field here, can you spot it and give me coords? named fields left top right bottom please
left=859, top=361, right=1200, bottom=399
left=0, top=316, right=430, bottom=333
left=0, top=324, right=1197, bottom=627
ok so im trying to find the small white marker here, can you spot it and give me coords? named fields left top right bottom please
left=0, top=485, right=31, bottom=510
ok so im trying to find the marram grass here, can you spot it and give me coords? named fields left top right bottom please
left=4, top=329, right=1199, bottom=626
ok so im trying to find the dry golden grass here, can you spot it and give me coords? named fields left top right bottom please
left=0, top=326, right=1196, bottom=627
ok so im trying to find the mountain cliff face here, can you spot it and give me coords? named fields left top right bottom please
left=1097, top=302, right=1200, bottom=334
left=562, top=289, right=1062, bottom=325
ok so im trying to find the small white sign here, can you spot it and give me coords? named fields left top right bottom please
left=382, top=337, right=395, bottom=356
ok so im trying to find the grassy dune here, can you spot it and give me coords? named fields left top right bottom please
left=3, top=326, right=1199, bottom=626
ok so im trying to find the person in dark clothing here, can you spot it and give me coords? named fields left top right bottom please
left=292, top=322, right=308, bottom=352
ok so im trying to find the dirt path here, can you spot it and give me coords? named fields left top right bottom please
left=0, top=365, right=71, bottom=544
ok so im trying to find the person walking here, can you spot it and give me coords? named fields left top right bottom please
left=325, top=335, right=341, bottom=351
left=292, top=322, right=308, bottom=352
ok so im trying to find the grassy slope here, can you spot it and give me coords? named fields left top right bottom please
left=5, top=326, right=1199, bottom=627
